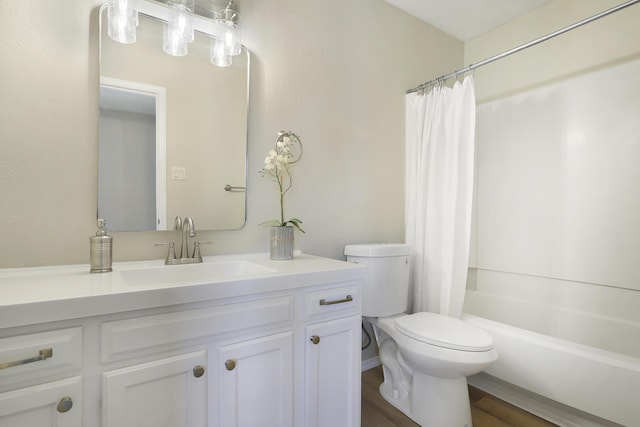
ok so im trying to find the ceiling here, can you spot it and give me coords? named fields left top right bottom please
left=185, top=1, right=554, bottom=41
left=384, top=0, right=554, bottom=41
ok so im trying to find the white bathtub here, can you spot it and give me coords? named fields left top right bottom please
left=462, top=270, right=640, bottom=426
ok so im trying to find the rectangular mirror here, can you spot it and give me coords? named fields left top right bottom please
left=98, top=4, right=249, bottom=231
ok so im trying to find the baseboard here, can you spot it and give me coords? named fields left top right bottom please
left=361, top=356, right=380, bottom=372
left=468, top=373, right=623, bottom=427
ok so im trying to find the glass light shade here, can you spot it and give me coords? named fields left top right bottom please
left=107, top=0, right=138, bottom=44
left=168, top=0, right=194, bottom=43
left=163, top=24, right=188, bottom=56
left=224, top=20, right=242, bottom=56
left=163, top=0, right=194, bottom=56
left=210, top=37, right=232, bottom=67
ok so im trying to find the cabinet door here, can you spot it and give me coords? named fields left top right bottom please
left=0, top=377, right=81, bottom=427
left=218, top=331, right=293, bottom=427
left=305, top=315, right=361, bottom=427
left=103, top=350, right=207, bottom=427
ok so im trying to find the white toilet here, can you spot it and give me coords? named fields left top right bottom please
left=345, top=243, right=498, bottom=427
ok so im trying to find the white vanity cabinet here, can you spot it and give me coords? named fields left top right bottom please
left=0, top=328, right=83, bottom=427
left=0, top=253, right=364, bottom=427
left=303, top=285, right=362, bottom=427
left=100, top=294, right=295, bottom=427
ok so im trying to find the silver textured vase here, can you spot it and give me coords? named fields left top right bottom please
left=270, top=226, right=294, bottom=260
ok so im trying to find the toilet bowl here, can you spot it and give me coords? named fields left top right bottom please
left=377, top=313, right=497, bottom=378
left=374, top=313, right=497, bottom=426
left=345, top=243, right=498, bottom=427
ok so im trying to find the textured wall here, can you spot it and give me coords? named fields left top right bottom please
left=0, top=0, right=462, bottom=267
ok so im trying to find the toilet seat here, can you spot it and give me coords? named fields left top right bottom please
left=395, top=312, right=493, bottom=352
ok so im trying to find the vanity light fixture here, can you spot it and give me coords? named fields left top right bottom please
left=106, top=0, right=242, bottom=67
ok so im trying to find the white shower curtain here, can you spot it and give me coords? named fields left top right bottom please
left=405, top=76, right=476, bottom=318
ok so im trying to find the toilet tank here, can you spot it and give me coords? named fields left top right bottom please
left=344, top=244, right=412, bottom=317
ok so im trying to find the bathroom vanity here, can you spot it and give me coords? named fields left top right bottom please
left=0, top=253, right=363, bottom=427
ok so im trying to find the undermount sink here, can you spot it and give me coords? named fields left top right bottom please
left=118, top=260, right=276, bottom=286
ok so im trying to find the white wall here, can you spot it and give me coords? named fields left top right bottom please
left=476, top=59, right=640, bottom=292
left=466, top=0, right=640, bottom=308
left=0, top=0, right=462, bottom=267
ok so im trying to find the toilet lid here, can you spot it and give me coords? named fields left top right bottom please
left=395, top=312, right=494, bottom=352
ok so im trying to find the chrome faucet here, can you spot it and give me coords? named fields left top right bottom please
left=156, top=216, right=209, bottom=265
left=180, top=216, right=196, bottom=259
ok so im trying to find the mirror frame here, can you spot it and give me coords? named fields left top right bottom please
left=97, top=2, right=250, bottom=232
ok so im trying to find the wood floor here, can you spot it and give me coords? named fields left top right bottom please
left=362, top=366, right=558, bottom=427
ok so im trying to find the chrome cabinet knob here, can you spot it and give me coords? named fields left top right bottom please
left=193, top=365, right=205, bottom=378
left=225, top=359, right=236, bottom=371
left=310, top=335, right=320, bottom=345
left=57, top=396, right=73, bottom=413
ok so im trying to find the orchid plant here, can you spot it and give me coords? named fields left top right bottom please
left=259, top=131, right=305, bottom=233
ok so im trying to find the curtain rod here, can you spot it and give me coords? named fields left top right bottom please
left=407, top=0, right=640, bottom=94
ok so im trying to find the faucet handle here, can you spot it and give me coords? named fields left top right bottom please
left=155, top=242, right=177, bottom=264
left=192, top=241, right=211, bottom=261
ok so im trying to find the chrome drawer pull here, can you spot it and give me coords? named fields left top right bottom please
left=0, top=348, right=53, bottom=370
left=319, top=295, right=353, bottom=306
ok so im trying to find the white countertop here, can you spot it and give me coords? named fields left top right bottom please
left=0, top=252, right=364, bottom=329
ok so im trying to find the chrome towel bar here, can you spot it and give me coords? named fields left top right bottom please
left=224, top=184, right=246, bottom=192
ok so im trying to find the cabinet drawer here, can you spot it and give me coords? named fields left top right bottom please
left=304, top=284, right=360, bottom=322
left=0, top=328, right=82, bottom=386
left=102, top=296, right=294, bottom=363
